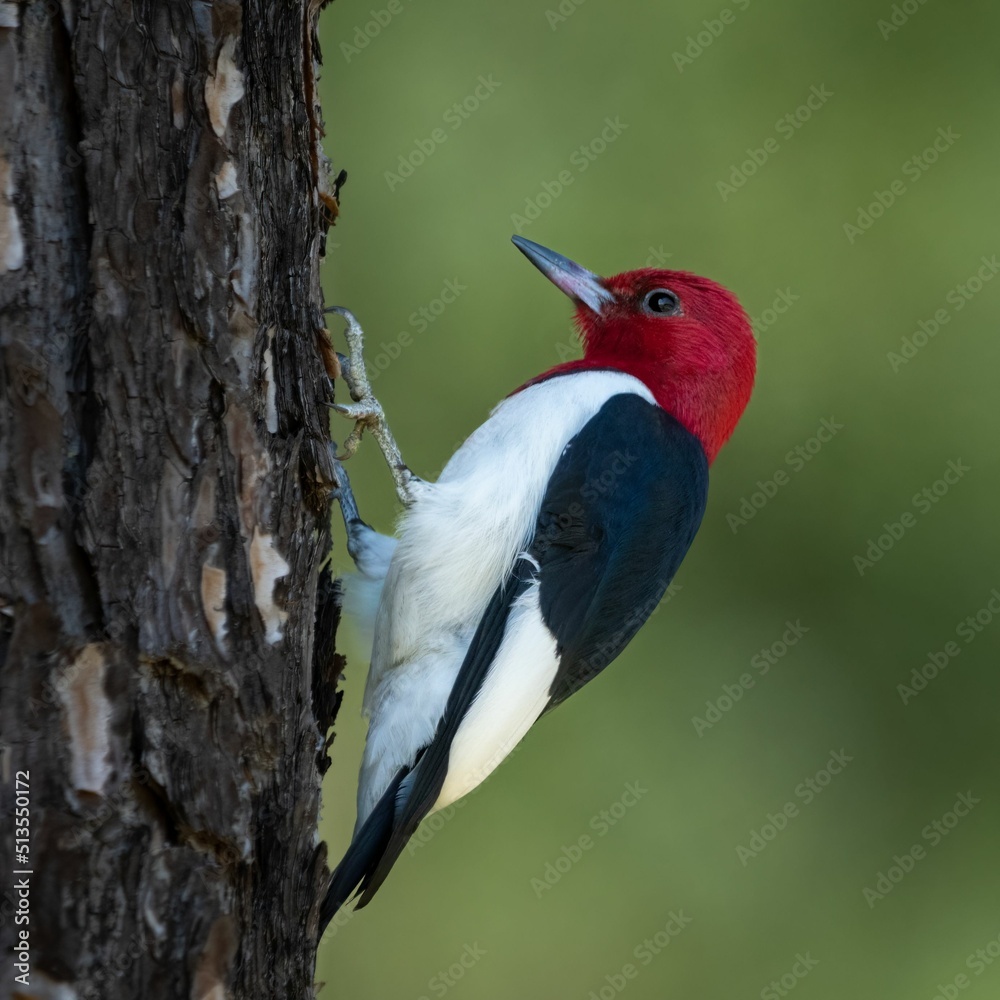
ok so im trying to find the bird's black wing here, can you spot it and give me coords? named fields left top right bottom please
left=529, top=392, right=709, bottom=709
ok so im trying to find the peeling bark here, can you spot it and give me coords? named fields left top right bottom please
left=0, top=1, right=344, bottom=997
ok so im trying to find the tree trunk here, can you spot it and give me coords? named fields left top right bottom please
left=0, top=2, right=343, bottom=997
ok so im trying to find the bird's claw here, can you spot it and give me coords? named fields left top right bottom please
left=331, top=399, right=385, bottom=423
left=322, top=306, right=422, bottom=506
left=330, top=401, right=381, bottom=461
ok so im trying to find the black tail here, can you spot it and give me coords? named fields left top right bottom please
left=319, top=767, right=410, bottom=933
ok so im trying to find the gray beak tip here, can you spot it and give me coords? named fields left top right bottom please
left=511, top=236, right=614, bottom=314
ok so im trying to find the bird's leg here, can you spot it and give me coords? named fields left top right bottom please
left=324, top=306, right=422, bottom=508
left=327, top=449, right=373, bottom=564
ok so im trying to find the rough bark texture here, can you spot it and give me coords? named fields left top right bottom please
left=0, top=1, right=344, bottom=997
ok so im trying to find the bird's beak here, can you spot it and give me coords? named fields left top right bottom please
left=511, top=236, right=615, bottom=314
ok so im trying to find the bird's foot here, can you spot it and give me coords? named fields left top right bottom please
left=326, top=449, right=380, bottom=564
left=323, top=306, right=422, bottom=507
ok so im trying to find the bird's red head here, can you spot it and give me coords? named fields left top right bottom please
left=513, top=237, right=756, bottom=463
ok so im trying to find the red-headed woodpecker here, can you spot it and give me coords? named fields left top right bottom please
left=320, top=237, right=756, bottom=930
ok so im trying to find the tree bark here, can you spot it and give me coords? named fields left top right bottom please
left=0, top=1, right=343, bottom=997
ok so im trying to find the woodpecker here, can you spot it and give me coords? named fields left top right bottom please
left=320, top=237, right=756, bottom=931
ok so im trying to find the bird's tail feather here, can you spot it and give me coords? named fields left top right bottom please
left=319, top=766, right=408, bottom=933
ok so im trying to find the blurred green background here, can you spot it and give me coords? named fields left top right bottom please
left=315, top=1, right=999, bottom=997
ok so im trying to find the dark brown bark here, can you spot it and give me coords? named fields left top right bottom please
left=0, top=1, right=344, bottom=997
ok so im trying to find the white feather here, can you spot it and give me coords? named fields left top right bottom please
left=342, top=525, right=397, bottom=650
left=432, top=581, right=558, bottom=812
left=355, top=369, right=654, bottom=829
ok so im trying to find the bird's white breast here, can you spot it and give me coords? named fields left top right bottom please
left=355, top=369, right=655, bottom=827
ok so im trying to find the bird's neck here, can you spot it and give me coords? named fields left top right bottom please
left=517, top=358, right=734, bottom=463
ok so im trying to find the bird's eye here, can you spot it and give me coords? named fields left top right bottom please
left=643, top=289, right=681, bottom=315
